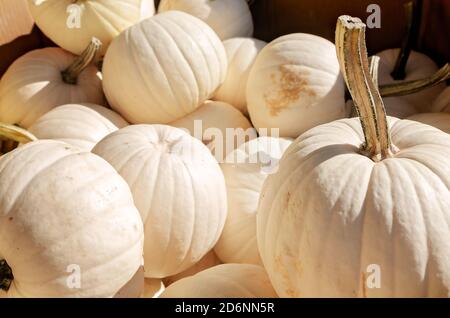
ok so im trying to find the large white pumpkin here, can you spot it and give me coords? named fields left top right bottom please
left=407, top=113, right=450, bottom=134
left=0, top=46, right=103, bottom=128
left=0, top=140, right=144, bottom=297
left=213, top=38, right=267, bottom=114
left=28, top=0, right=155, bottom=56
left=246, top=33, right=347, bottom=138
left=215, top=137, right=292, bottom=265
left=377, top=48, right=445, bottom=112
left=29, top=103, right=128, bottom=151
left=170, top=101, right=256, bottom=162
left=92, top=125, right=227, bottom=278
left=102, top=11, right=227, bottom=124
left=163, top=250, right=221, bottom=286
left=432, top=86, right=450, bottom=113
left=158, top=0, right=253, bottom=40
left=160, top=264, right=277, bottom=298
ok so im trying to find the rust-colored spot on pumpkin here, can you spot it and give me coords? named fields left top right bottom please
left=264, top=65, right=317, bottom=116
left=8, top=217, right=13, bottom=221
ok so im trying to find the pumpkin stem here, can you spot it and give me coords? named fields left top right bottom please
left=369, top=56, right=380, bottom=87
left=336, top=16, right=393, bottom=161
left=0, top=259, right=13, bottom=292
left=380, top=63, right=450, bottom=97
left=391, top=0, right=422, bottom=80
left=61, top=37, right=102, bottom=85
left=0, top=123, right=37, bottom=146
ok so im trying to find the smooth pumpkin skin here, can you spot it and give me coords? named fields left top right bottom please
left=407, top=113, right=450, bottom=134
left=158, top=0, right=253, bottom=40
left=0, top=0, right=34, bottom=46
left=246, top=33, right=347, bottom=138
left=215, top=137, right=292, bottom=265
left=160, top=264, right=278, bottom=298
left=28, top=0, right=155, bottom=56
left=163, top=250, right=221, bottom=286
left=170, top=101, right=256, bottom=162
left=141, top=278, right=165, bottom=298
left=92, top=125, right=227, bottom=278
left=0, top=140, right=144, bottom=297
left=432, top=86, right=450, bottom=113
left=257, top=117, right=450, bottom=297
left=0, top=47, right=104, bottom=128
left=102, top=11, right=227, bottom=124
left=377, top=49, right=445, bottom=112
left=29, top=103, right=128, bottom=151
left=213, top=38, right=267, bottom=114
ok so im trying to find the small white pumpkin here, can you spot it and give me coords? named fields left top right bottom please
left=431, top=86, right=450, bottom=113
left=213, top=38, right=267, bottom=114
left=0, top=41, right=104, bottom=128
left=407, top=113, right=450, bottom=134
left=102, top=11, right=227, bottom=124
left=0, top=0, right=34, bottom=45
left=158, top=0, right=253, bottom=40
left=28, top=0, right=155, bottom=56
left=160, top=264, right=278, bottom=298
left=0, top=140, right=144, bottom=297
left=246, top=33, right=347, bottom=138
left=377, top=48, right=445, bottom=112
left=170, top=101, right=256, bottom=162
left=29, top=103, right=128, bottom=152
left=163, top=250, right=222, bottom=286
left=257, top=16, right=450, bottom=298
left=215, top=137, right=292, bottom=265
left=92, top=125, right=227, bottom=278
left=142, top=278, right=165, bottom=298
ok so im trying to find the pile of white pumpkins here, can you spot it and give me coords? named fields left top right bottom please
left=0, top=0, right=449, bottom=298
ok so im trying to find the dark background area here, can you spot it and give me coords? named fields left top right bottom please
left=0, top=0, right=449, bottom=77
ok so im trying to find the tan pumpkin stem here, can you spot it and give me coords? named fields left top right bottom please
left=336, top=16, right=392, bottom=160
left=380, top=63, right=450, bottom=97
left=61, top=37, right=102, bottom=85
left=0, top=122, right=37, bottom=145
left=0, top=259, right=13, bottom=292
left=369, top=56, right=380, bottom=87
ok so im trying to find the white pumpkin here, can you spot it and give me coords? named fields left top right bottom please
left=29, top=103, right=128, bottom=151
left=170, top=101, right=256, bottom=162
left=28, top=0, right=155, bottom=56
left=102, top=11, right=227, bottom=124
left=163, top=250, right=222, bottom=286
left=0, top=0, right=34, bottom=45
left=92, top=125, right=227, bottom=278
left=377, top=48, right=445, bottom=112
left=213, top=38, right=266, bottom=114
left=160, top=264, right=277, bottom=298
left=246, top=33, right=347, bottom=138
left=158, top=0, right=253, bottom=40
left=0, top=140, right=144, bottom=297
left=142, top=278, right=165, bottom=298
left=0, top=43, right=104, bottom=128
left=407, top=113, right=450, bottom=134
left=431, top=86, right=450, bottom=113
left=257, top=16, right=450, bottom=298
left=215, top=137, right=292, bottom=265
left=114, top=266, right=144, bottom=298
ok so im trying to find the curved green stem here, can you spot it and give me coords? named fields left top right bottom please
left=391, top=0, right=423, bottom=80
left=61, top=37, right=102, bottom=85
left=0, top=260, right=13, bottom=292
left=380, top=63, right=450, bottom=97
left=0, top=123, right=37, bottom=144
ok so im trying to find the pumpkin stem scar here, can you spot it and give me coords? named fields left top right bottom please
left=0, top=122, right=37, bottom=145
left=336, top=16, right=393, bottom=161
left=61, top=37, right=102, bottom=85
left=0, top=259, right=13, bottom=292
left=391, top=0, right=422, bottom=80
